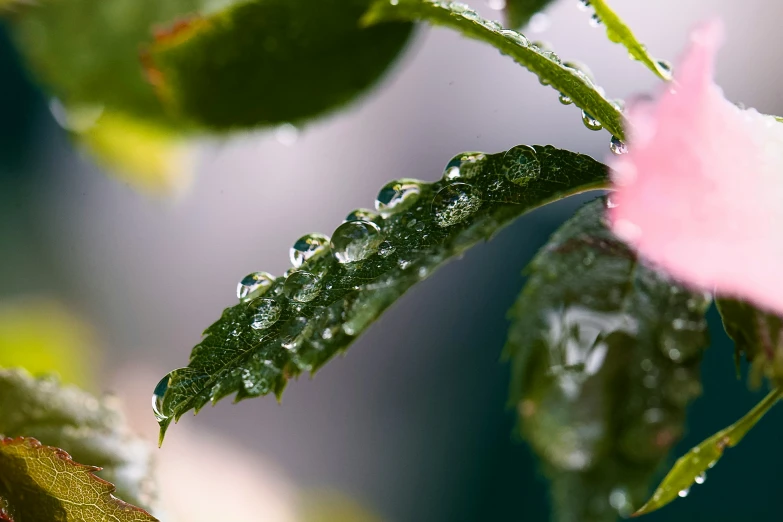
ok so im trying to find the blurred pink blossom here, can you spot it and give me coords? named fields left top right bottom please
left=608, top=19, right=783, bottom=315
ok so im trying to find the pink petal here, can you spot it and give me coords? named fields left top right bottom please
left=608, top=19, right=783, bottom=315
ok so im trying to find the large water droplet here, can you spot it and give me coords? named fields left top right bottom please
left=237, top=272, right=275, bottom=301
left=375, top=179, right=422, bottom=216
left=503, top=145, right=541, bottom=185
left=345, top=208, right=379, bottom=223
left=432, top=182, right=483, bottom=227
left=152, top=370, right=183, bottom=423
left=443, top=151, right=487, bottom=180
left=283, top=271, right=321, bottom=302
left=582, top=110, right=603, bottom=131
left=280, top=316, right=309, bottom=350
left=610, top=136, right=628, bottom=155
left=289, top=233, right=330, bottom=268
left=250, top=298, right=281, bottom=330
left=49, top=98, right=104, bottom=133
left=558, top=93, right=573, bottom=105
left=331, top=221, right=385, bottom=263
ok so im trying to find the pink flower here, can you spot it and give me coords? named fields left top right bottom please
left=608, top=19, right=783, bottom=315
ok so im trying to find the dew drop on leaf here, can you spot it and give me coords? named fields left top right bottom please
left=249, top=298, right=281, bottom=330
left=378, top=241, right=396, bottom=257
left=283, top=271, right=321, bottom=302
left=289, top=233, right=331, bottom=268
left=152, top=370, right=183, bottom=423
left=331, top=221, right=385, bottom=263
left=678, top=488, right=690, bottom=498
left=695, top=471, right=707, bottom=485
left=558, top=93, right=573, bottom=105
left=280, top=316, right=309, bottom=350
left=432, top=182, right=483, bottom=227
left=502, top=145, right=541, bottom=185
left=589, top=13, right=602, bottom=27
left=442, top=151, right=487, bottom=180
left=499, top=29, right=529, bottom=47
left=610, top=136, right=628, bottom=155
left=375, top=179, right=422, bottom=216
left=582, top=110, right=603, bottom=131
left=345, top=208, right=379, bottom=223
left=237, top=271, right=275, bottom=301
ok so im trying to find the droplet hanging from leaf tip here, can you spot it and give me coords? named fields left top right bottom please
left=582, top=110, right=603, bottom=131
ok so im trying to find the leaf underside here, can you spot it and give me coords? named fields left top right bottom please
left=505, top=199, right=711, bottom=521
left=635, top=388, right=781, bottom=516
left=156, top=145, right=610, bottom=442
left=586, top=0, right=671, bottom=81
left=0, top=437, right=158, bottom=522
left=148, top=0, right=413, bottom=129
left=0, top=368, right=155, bottom=512
left=363, top=0, right=625, bottom=139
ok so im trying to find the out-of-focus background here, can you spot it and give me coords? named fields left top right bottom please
left=1, top=0, right=782, bottom=520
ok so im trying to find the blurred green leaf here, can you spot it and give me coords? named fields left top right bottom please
left=363, top=0, right=625, bottom=139
left=506, top=198, right=711, bottom=521
left=0, top=437, right=157, bottom=522
left=717, top=299, right=783, bottom=387
left=585, top=0, right=671, bottom=80
left=504, top=0, right=556, bottom=30
left=635, top=388, right=781, bottom=516
left=147, top=0, right=413, bottom=129
left=155, top=145, right=610, bottom=442
left=0, top=368, right=156, bottom=511
left=0, top=298, right=97, bottom=388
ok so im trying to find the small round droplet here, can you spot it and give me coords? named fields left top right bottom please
left=558, top=93, right=573, bottom=105
left=152, top=370, right=184, bottom=423
left=589, top=13, right=602, bottom=27
left=237, top=272, right=275, bottom=301
left=678, top=488, right=690, bottom=498
left=274, top=123, right=299, bottom=146
left=432, top=182, right=483, bottom=227
left=375, top=179, right=422, bottom=215
left=499, top=29, right=529, bottom=47
left=503, top=145, right=541, bottom=185
left=289, top=233, right=330, bottom=268
left=331, top=221, right=385, bottom=263
left=610, top=136, right=627, bottom=155
left=656, top=60, right=673, bottom=77
left=345, top=208, right=379, bottom=223
left=250, top=298, right=281, bottom=330
left=582, top=110, right=603, bottom=131
left=695, top=472, right=707, bottom=485
left=443, top=151, right=487, bottom=180
left=283, top=271, right=321, bottom=302
left=378, top=241, right=395, bottom=257
left=577, top=0, right=591, bottom=11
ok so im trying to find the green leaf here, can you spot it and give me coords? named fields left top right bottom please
left=0, top=437, right=158, bottom=521
left=635, top=388, right=781, bottom=516
left=147, top=0, right=413, bottom=129
left=586, top=0, right=671, bottom=81
left=362, top=0, right=625, bottom=140
left=504, top=0, right=556, bottom=30
left=717, top=299, right=783, bottom=387
left=0, top=368, right=156, bottom=511
left=155, top=145, right=610, bottom=442
left=505, top=199, right=711, bottom=521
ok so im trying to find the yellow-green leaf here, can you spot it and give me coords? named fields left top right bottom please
left=634, top=388, right=782, bottom=516
left=0, top=437, right=158, bottom=522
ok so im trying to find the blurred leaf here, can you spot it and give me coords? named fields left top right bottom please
left=0, top=298, right=97, bottom=387
left=79, top=111, right=193, bottom=195
left=0, top=368, right=156, bottom=511
left=635, top=388, right=781, bottom=516
left=0, top=436, right=157, bottom=521
left=717, top=299, right=783, bottom=387
left=584, top=0, right=671, bottom=80
left=155, top=145, right=610, bottom=442
left=147, top=0, right=413, bottom=129
left=299, top=491, right=384, bottom=522
left=504, top=0, right=556, bottom=30
left=505, top=198, right=711, bottom=521
left=363, top=0, right=625, bottom=139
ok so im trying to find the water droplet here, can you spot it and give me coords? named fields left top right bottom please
left=503, top=145, right=541, bottom=185
left=563, top=61, right=595, bottom=84
left=589, top=13, right=602, bottom=27
left=558, top=93, right=573, bottom=105
left=499, top=29, right=529, bottom=47
left=49, top=98, right=104, bottom=133
left=695, top=472, right=707, bottom=484
left=280, top=316, right=309, bottom=350
left=443, top=151, right=487, bottom=180
left=378, top=241, right=395, bottom=257
left=376, top=179, right=422, bottom=216
left=678, top=488, right=690, bottom=498
left=529, top=12, right=550, bottom=33
left=274, top=123, right=299, bottom=146
left=582, top=110, right=603, bottom=131
left=283, top=271, right=321, bottom=302
left=576, top=0, right=590, bottom=11
left=610, top=136, right=627, bottom=155
left=331, top=221, right=385, bottom=263
left=656, top=60, right=673, bottom=77
left=152, top=370, right=183, bottom=423
left=237, top=272, right=275, bottom=301
left=290, top=233, right=330, bottom=268
left=432, top=183, right=482, bottom=227
left=345, top=208, right=379, bottom=223
left=608, top=488, right=632, bottom=517
left=250, top=298, right=281, bottom=330
left=482, top=19, right=502, bottom=31
left=450, top=2, right=469, bottom=13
